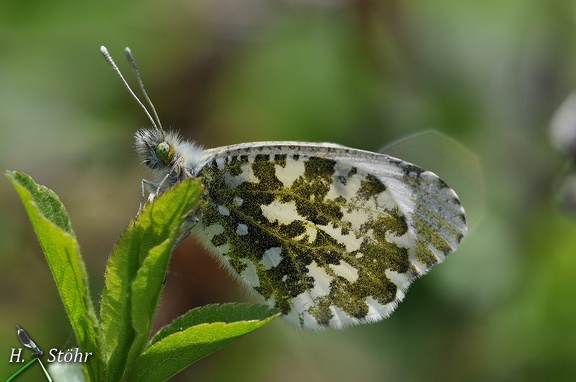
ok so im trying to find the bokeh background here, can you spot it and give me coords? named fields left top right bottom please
left=2, top=1, right=576, bottom=381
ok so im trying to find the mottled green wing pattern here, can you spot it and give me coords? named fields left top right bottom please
left=191, top=142, right=466, bottom=329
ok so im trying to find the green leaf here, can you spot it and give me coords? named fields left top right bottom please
left=99, top=178, right=203, bottom=382
left=6, top=171, right=103, bottom=382
left=127, top=304, right=281, bottom=382
left=8, top=172, right=280, bottom=382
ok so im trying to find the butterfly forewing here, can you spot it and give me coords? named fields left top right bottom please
left=190, top=143, right=467, bottom=329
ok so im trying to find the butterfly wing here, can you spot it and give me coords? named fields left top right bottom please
left=191, top=142, right=466, bottom=329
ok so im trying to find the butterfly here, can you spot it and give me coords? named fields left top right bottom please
left=101, top=46, right=467, bottom=330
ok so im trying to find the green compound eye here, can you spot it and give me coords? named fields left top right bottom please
left=155, top=142, right=172, bottom=163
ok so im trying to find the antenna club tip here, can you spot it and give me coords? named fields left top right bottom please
left=100, top=46, right=109, bottom=54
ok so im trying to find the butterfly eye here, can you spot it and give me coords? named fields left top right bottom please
left=155, top=142, right=173, bottom=164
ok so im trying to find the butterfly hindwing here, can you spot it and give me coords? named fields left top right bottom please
left=190, top=142, right=466, bottom=329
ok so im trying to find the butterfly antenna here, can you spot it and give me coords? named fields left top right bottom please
left=100, top=46, right=160, bottom=131
left=124, top=47, right=163, bottom=131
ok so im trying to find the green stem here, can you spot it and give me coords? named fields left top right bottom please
left=6, top=357, right=52, bottom=382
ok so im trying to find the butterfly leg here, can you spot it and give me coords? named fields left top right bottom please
left=137, top=179, right=159, bottom=220
left=173, top=210, right=200, bottom=249
left=153, top=156, right=186, bottom=198
left=174, top=214, right=199, bottom=247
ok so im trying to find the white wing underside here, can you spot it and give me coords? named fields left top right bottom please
left=188, top=141, right=466, bottom=329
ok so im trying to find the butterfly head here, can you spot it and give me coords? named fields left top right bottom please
left=134, top=128, right=179, bottom=170
left=134, top=127, right=206, bottom=185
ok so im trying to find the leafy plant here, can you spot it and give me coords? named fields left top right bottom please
left=6, top=171, right=280, bottom=382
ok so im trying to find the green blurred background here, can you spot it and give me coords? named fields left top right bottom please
left=2, top=1, right=576, bottom=381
